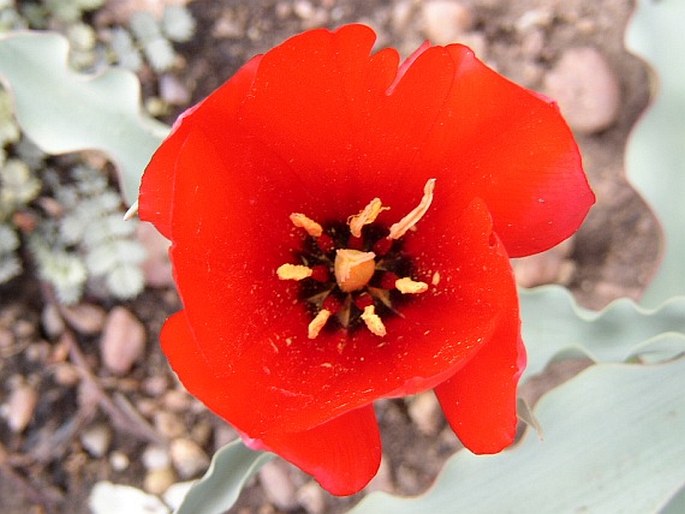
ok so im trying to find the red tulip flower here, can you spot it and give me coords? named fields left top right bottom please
left=139, top=25, right=594, bottom=495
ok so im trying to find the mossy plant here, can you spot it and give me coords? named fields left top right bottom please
left=31, top=165, right=147, bottom=303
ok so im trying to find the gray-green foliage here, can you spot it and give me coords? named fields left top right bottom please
left=124, top=5, right=196, bottom=72
left=0, top=0, right=191, bottom=300
left=35, top=165, right=147, bottom=303
left=1, top=0, right=195, bottom=74
left=0, top=88, right=42, bottom=282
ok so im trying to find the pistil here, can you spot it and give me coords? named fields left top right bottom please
left=334, top=249, right=376, bottom=292
left=277, top=178, right=437, bottom=340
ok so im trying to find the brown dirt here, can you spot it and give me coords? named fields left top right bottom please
left=0, top=0, right=659, bottom=513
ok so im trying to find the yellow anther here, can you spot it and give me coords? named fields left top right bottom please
left=308, top=309, right=332, bottom=339
left=395, top=277, right=429, bottom=294
left=289, top=213, right=323, bottom=237
left=361, top=305, right=386, bottom=337
left=388, top=178, right=436, bottom=240
left=277, top=263, right=313, bottom=281
left=334, top=249, right=376, bottom=292
left=348, top=198, right=389, bottom=237
left=431, top=271, right=441, bottom=286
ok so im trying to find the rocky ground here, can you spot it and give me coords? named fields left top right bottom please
left=0, top=0, right=659, bottom=513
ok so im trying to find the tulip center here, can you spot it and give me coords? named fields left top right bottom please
left=277, top=179, right=436, bottom=340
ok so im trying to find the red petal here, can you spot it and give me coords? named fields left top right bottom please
left=166, top=177, right=519, bottom=436
left=412, top=45, right=594, bottom=256
left=434, top=307, right=525, bottom=453
left=238, top=25, right=458, bottom=220
left=161, top=311, right=380, bottom=496
left=138, top=55, right=262, bottom=238
left=238, top=29, right=592, bottom=256
left=256, top=405, right=381, bottom=496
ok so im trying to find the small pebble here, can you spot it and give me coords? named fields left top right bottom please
left=214, top=425, right=237, bottom=451
left=110, top=451, right=130, bottom=471
left=100, top=307, right=146, bottom=375
left=259, top=460, right=299, bottom=511
left=515, top=8, right=553, bottom=32
left=297, top=481, right=326, bottom=514
left=62, top=303, right=107, bottom=335
left=41, top=303, right=65, bottom=338
left=137, top=223, right=172, bottom=288
left=293, top=0, right=314, bottom=19
left=407, top=392, right=443, bottom=436
left=392, top=0, right=414, bottom=32
left=88, top=481, right=169, bottom=514
left=0, top=327, right=14, bottom=350
left=163, top=389, right=192, bottom=412
left=170, top=438, right=209, bottom=479
left=421, top=0, right=474, bottom=45
left=136, top=398, right=157, bottom=418
left=52, top=362, right=80, bottom=386
left=25, top=340, right=51, bottom=363
left=144, top=467, right=176, bottom=495
left=163, top=481, right=195, bottom=511
left=142, top=375, right=169, bottom=397
left=395, top=463, right=420, bottom=494
left=143, top=445, right=172, bottom=471
left=14, top=319, right=35, bottom=339
left=212, top=11, right=245, bottom=39
left=81, top=424, right=112, bottom=458
left=190, top=420, right=212, bottom=446
left=1, top=381, right=38, bottom=433
left=154, top=411, right=186, bottom=439
left=159, top=75, right=190, bottom=106
left=543, top=46, right=621, bottom=134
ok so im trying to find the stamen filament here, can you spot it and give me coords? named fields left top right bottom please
left=395, top=277, right=429, bottom=294
left=361, top=305, right=387, bottom=337
left=348, top=198, right=389, bottom=237
left=388, top=178, right=436, bottom=240
left=308, top=309, right=332, bottom=339
left=290, top=213, right=323, bottom=237
left=277, top=263, right=313, bottom=281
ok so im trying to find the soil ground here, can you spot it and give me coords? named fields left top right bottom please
left=0, top=0, right=659, bottom=513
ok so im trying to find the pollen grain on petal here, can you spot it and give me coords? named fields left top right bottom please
left=395, top=277, right=429, bottom=294
left=388, top=178, right=436, bottom=240
left=348, top=198, right=389, bottom=237
left=290, top=213, right=323, bottom=237
left=308, top=309, right=332, bottom=339
left=360, top=305, right=386, bottom=337
left=277, top=263, right=313, bottom=281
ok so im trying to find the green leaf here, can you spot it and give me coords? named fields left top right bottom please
left=520, top=286, right=685, bottom=380
left=348, top=358, right=685, bottom=514
left=624, top=0, right=685, bottom=306
left=0, top=31, right=169, bottom=204
left=174, top=439, right=273, bottom=514
left=661, top=485, right=685, bottom=514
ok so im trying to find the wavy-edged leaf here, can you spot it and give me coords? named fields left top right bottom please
left=520, top=285, right=685, bottom=380
left=0, top=31, right=169, bottom=204
left=349, top=358, right=685, bottom=514
left=625, top=0, right=685, bottom=306
left=174, top=438, right=273, bottom=514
